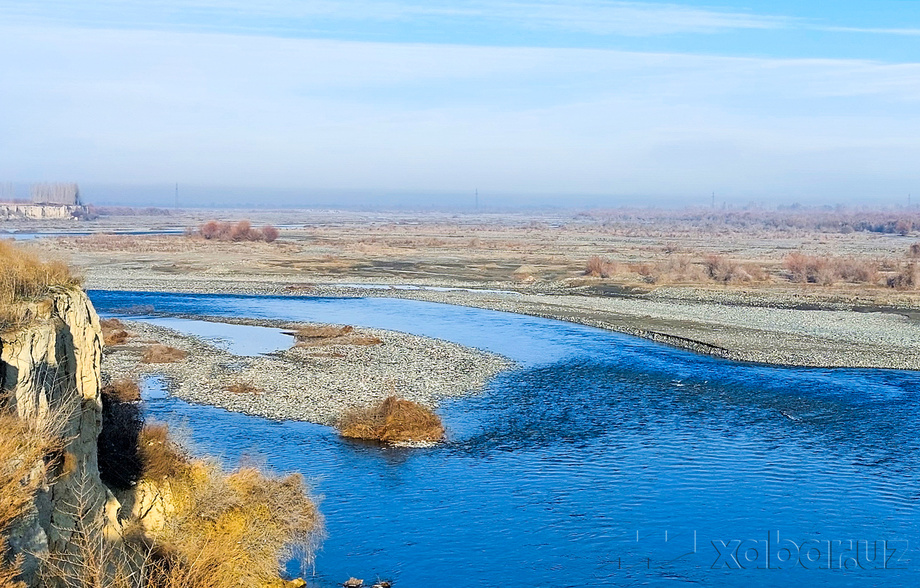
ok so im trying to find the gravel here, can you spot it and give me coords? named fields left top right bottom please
left=102, top=319, right=513, bottom=424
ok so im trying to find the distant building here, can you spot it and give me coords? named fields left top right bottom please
left=30, top=183, right=81, bottom=206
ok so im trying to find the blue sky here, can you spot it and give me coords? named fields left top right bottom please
left=1, top=1, right=919, bottom=207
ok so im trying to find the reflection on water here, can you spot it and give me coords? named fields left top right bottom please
left=91, top=291, right=920, bottom=587
left=111, top=315, right=294, bottom=356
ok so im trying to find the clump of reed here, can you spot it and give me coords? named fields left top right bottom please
left=338, top=396, right=444, bottom=443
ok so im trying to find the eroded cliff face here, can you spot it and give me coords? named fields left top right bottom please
left=0, top=288, right=120, bottom=585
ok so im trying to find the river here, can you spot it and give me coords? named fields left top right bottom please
left=89, top=290, right=920, bottom=587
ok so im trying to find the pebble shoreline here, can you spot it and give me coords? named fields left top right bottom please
left=103, top=318, right=513, bottom=424
left=89, top=276, right=920, bottom=371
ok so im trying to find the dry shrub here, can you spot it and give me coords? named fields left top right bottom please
left=260, top=225, right=280, bottom=243
left=0, top=241, right=80, bottom=331
left=102, top=379, right=141, bottom=403
left=703, top=255, right=754, bottom=284
left=786, top=253, right=881, bottom=285
left=141, top=431, right=320, bottom=588
left=584, top=255, right=619, bottom=278
left=785, top=253, right=835, bottom=285
left=0, top=413, right=61, bottom=587
left=100, top=318, right=131, bottom=347
left=223, top=382, right=263, bottom=395
left=196, top=220, right=279, bottom=243
left=888, top=263, right=920, bottom=290
left=338, top=396, right=444, bottom=443
left=138, top=425, right=188, bottom=482
left=908, top=242, right=920, bottom=258
left=141, top=345, right=188, bottom=364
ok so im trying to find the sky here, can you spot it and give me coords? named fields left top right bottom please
left=1, top=1, right=919, bottom=208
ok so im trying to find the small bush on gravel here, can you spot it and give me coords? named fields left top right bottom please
left=142, top=345, right=188, bottom=364
left=338, top=396, right=444, bottom=443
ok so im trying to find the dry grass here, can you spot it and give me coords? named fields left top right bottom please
left=132, top=424, right=320, bottom=588
left=0, top=241, right=80, bottom=331
left=291, top=324, right=383, bottom=348
left=338, top=396, right=445, bottom=443
left=293, top=325, right=354, bottom=340
left=0, top=409, right=64, bottom=588
left=100, top=318, right=132, bottom=347
left=223, top=382, right=263, bottom=395
left=141, top=345, right=188, bottom=364
left=102, top=379, right=141, bottom=403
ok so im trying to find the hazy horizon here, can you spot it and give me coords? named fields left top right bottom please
left=1, top=1, right=918, bottom=208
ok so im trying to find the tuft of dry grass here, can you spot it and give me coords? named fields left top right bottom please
left=338, top=396, right=445, bottom=443
left=223, top=382, right=263, bottom=395
left=141, top=345, right=188, bottom=364
left=0, top=241, right=80, bottom=331
left=100, top=318, right=132, bottom=347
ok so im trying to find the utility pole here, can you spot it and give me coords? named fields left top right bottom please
left=711, top=191, right=715, bottom=208
left=175, top=182, right=179, bottom=209
left=475, top=188, right=479, bottom=210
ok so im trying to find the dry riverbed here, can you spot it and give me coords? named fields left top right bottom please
left=102, top=318, right=512, bottom=424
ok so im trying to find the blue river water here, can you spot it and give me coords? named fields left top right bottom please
left=88, top=290, right=920, bottom=588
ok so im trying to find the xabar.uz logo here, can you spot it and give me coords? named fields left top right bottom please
left=711, top=532, right=908, bottom=570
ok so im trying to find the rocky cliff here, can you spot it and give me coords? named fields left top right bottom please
left=0, top=288, right=121, bottom=585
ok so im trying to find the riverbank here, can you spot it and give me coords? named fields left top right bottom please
left=102, top=317, right=512, bottom=424
left=88, top=277, right=920, bottom=370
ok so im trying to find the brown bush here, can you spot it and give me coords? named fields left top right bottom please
left=888, top=263, right=920, bottom=290
left=338, top=396, right=444, bottom=443
left=100, top=318, right=131, bottom=346
left=260, top=225, right=280, bottom=243
left=141, top=345, right=188, bottom=364
left=0, top=241, right=80, bottom=331
left=786, top=253, right=881, bottom=285
left=195, top=220, right=278, bottom=243
left=703, top=255, right=753, bottom=284
left=908, top=242, right=920, bottom=258
left=584, top=255, right=618, bottom=278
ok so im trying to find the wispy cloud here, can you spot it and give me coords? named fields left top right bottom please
left=2, top=24, right=918, bottom=201
left=1, top=0, right=791, bottom=37
left=818, top=26, right=920, bottom=37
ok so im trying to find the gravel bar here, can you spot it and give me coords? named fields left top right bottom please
left=102, top=318, right=513, bottom=424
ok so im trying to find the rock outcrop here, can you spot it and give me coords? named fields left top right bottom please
left=0, top=287, right=119, bottom=585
